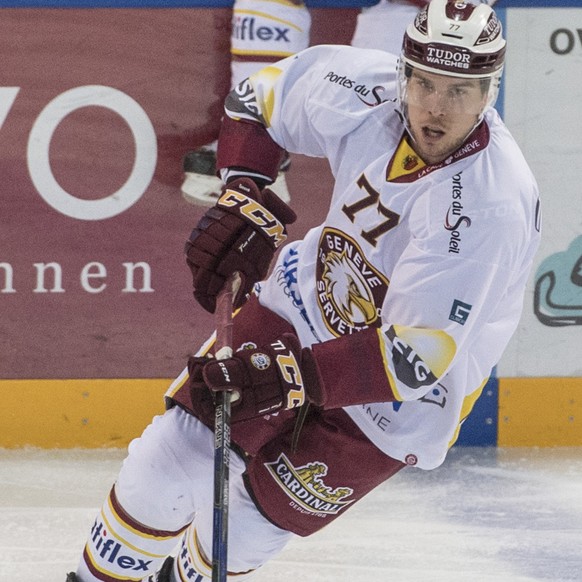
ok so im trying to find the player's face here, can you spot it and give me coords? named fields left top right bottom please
left=405, top=69, right=488, bottom=165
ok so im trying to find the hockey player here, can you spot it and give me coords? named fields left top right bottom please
left=182, top=0, right=498, bottom=207
left=68, top=1, right=540, bottom=580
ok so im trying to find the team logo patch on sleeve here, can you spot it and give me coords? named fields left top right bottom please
left=265, top=454, right=354, bottom=518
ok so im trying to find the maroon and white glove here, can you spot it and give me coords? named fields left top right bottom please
left=185, top=177, right=296, bottom=313
left=188, top=333, right=324, bottom=424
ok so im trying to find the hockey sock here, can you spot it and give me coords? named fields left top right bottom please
left=76, top=487, right=187, bottom=582
left=173, top=527, right=256, bottom=581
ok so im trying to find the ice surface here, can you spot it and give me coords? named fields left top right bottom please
left=1, top=447, right=581, bottom=582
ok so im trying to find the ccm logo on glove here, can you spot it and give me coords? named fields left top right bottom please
left=218, top=187, right=287, bottom=248
left=185, top=177, right=297, bottom=313
left=269, top=340, right=307, bottom=410
left=217, top=361, right=231, bottom=384
left=254, top=338, right=307, bottom=411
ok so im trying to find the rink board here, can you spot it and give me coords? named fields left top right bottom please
left=498, top=378, right=582, bottom=447
left=1, top=1, right=582, bottom=448
left=2, top=377, right=581, bottom=448
left=0, top=379, right=167, bottom=448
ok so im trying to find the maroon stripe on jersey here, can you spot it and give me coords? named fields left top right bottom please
left=217, top=116, right=284, bottom=182
left=109, top=487, right=189, bottom=538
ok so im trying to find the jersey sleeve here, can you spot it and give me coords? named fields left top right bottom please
left=217, top=44, right=398, bottom=177
left=310, top=243, right=528, bottom=407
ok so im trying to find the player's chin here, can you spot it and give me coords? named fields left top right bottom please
left=417, top=142, right=450, bottom=165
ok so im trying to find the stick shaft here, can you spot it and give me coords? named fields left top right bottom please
left=211, top=273, right=240, bottom=582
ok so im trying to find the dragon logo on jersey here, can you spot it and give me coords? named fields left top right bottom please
left=265, top=454, right=354, bottom=517
left=316, top=228, right=389, bottom=337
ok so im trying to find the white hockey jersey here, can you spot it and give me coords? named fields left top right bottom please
left=223, top=44, right=541, bottom=470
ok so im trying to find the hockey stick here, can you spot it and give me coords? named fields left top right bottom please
left=212, top=272, right=240, bottom=582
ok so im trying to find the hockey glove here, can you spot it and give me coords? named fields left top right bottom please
left=188, top=333, right=324, bottom=424
left=185, top=177, right=297, bottom=313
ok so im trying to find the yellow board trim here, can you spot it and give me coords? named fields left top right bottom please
left=3, top=376, right=581, bottom=448
left=231, top=48, right=296, bottom=58
left=498, top=377, right=582, bottom=447
left=0, top=379, right=168, bottom=448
